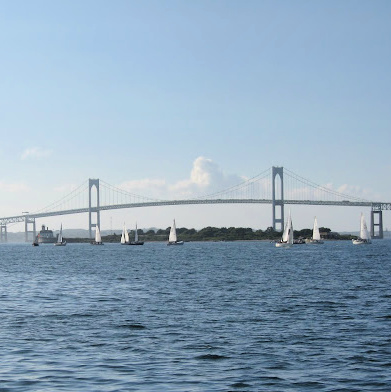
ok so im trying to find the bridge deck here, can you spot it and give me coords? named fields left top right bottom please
left=1, top=199, right=390, bottom=225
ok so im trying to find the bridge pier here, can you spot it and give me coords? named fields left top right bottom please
left=371, top=204, right=383, bottom=239
left=89, top=179, right=101, bottom=239
left=24, top=217, right=36, bottom=243
left=272, top=166, right=284, bottom=231
left=0, top=224, right=7, bottom=243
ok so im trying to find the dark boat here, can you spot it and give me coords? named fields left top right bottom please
left=128, top=241, right=144, bottom=245
left=122, top=223, right=144, bottom=245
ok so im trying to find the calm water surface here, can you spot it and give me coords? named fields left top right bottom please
left=0, top=241, right=390, bottom=391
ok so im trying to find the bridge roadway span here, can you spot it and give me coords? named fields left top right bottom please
left=1, top=199, right=391, bottom=225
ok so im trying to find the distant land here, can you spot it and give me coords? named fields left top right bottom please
left=3, top=228, right=144, bottom=243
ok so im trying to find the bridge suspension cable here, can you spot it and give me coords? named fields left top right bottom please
left=283, top=168, right=370, bottom=203
left=99, top=180, right=162, bottom=206
left=195, top=168, right=272, bottom=200
left=31, top=180, right=90, bottom=214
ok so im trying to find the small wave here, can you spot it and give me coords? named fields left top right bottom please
left=195, top=354, right=228, bottom=360
left=378, top=314, right=391, bottom=320
left=90, top=343, right=107, bottom=347
left=118, top=323, right=146, bottom=330
left=230, top=381, right=251, bottom=388
left=293, top=381, right=325, bottom=388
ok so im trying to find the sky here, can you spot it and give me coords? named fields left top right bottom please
left=0, top=0, right=390, bottom=234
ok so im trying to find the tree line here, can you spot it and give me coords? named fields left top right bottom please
left=67, top=226, right=353, bottom=243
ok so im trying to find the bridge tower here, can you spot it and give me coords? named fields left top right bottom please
left=24, top=216, right=36, bottom=243
left=89, top=179, right=100, bottom=239
left=371, top=204, right=383, bottom=239
left=0, top=224, right=7, bottom=243
left=272, top=166, right=284, bottom=231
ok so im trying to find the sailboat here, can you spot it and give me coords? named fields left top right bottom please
left=305, top=217, right=324, bottom=244
left=120, top=223, right=130, bottom=245
left=275, top=211, right=294, bottom=248
left=352, top=213, right=371, bottom=245
left=54, top=224, right=67, bottom=246
left=91, top=225, right=104, bottom=245
left=167, top=219, right=184, bottom=245
left=129, top=222, right=144, bottom=245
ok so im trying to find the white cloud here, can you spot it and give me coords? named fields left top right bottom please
left=114, top=157, right=244, bottom=200
left=169, top=156, right=244, bottom=197
left=112, top=157, right=382, bottom=206
left=21, top=147, right=53, bottom=160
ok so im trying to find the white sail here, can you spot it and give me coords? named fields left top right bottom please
left=360, top=213, right=370, bottom=240
left=281, top=218, right=289, bottom=242
left=312, top=217, right=321, bottom=241
left=125, top=226, right=129, bottom=243
left=288, top=215, right=293, bottom=244
left=281, top=211, right=293, bottom=244
left=95, top=225, right=102, bottom=243
left=276, top=211, right=293, bottom=247
left=121, top=223, right=126, bottom=244
left=58, top=224, right=63, bottom=243
left=134, top=223, right=138, bottom=242
left=54, top=223, right=67, bottom=245
left=168, top=220, right=177, bottom=242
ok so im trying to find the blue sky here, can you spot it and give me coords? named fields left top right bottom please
left=1, top=0, right=390, bottom=233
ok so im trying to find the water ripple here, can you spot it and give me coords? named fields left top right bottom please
left=0, top=241, right=391, bottom=391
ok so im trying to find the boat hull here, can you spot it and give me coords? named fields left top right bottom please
left=352, top=239, right=371, bottom=245
left=167, top=241, right=184, bottom=246
left=275, top=242, right=292, bottom=248
left=54, top=241, right=67, bottom=246
left=305, top=239, right=324, bottom=244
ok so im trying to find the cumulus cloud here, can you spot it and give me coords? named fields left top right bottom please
left=170, top=156, right=244, bottom=197
left=115, top=157, right=245, bottom=200
left=21, top=147, right=53, bottom=160
left=0, top=181, right=29, bottom=192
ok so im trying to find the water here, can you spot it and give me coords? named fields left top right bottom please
left=0, top=241, right=390, bottom=391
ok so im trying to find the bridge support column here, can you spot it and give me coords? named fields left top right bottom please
left=89, top=179, right=100, bottom=239
left=371, top=204, right=383, bottom=239
left=0, top=224, right=7, bottom=243
left=272, top=166, right=284, bottom=231
left=24, top=217, right=36, bottom=243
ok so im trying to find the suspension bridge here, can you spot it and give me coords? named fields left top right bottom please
left=1, top=167, right=390, bottom=242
